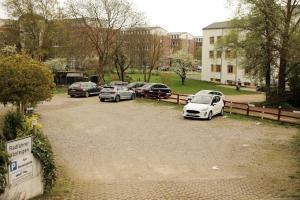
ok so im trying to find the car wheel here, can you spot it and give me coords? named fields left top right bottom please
left=208, top=111, right=213, bottom=120
left=131, top=94, right=136, bottom=100
left=100, top=98, right=105, bottom=102
left=70, top=95, right=75, bottom=98
left=115, top=95, right=120, bottom=102
left=85, top=92, right=89, bottom=98
left=220, top=107, right=224, bottom=116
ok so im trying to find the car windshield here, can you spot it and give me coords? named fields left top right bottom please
left=70, top=82, right=89, bottom=88
left=141, top=83, right=152, bottom=89
left=191, top=95, right=212, bottom=104
left=127, top=83, right=136, bottom=88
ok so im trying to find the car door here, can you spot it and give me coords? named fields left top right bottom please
left=118, top=87, right=125, bottom=99
left=212, top=96, right=222, bottom=115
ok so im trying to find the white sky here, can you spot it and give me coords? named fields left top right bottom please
left=0, top=0, right=235, bottom=36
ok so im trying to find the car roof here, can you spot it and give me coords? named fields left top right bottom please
left=197, top=90, right=223, bottom=94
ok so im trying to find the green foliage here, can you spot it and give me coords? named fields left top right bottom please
left=160, top=73, right=173, bottom=86
left=3, top=111, right=24, bottom=141
left=0, top=139, right=8, bottom=194
left=17, top=115, right=56, bottom=193
left=0, top=55, right=55, bottom=111
left=0, top=113, right=56, bottom=194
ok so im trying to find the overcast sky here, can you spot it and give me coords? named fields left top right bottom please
left=0, top=0, right=234, bottom=36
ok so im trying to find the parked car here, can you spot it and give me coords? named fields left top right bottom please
left=135, top=83, right=172, bottom=99
left=183, top=94, right=224, bottom=120
left=99, top=86, right=135, bottom=102
left=186, top=90, right=225, bottom=103
left=68, top=82, right=101, bottom=98
left=127, top=82, right=147, bottom=92
left=109, top=81, right=128, bottom=86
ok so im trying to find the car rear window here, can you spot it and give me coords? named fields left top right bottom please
left=102, top=87, right=115, bottom=92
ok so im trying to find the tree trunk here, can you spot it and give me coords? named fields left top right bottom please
left=181, top=77, right=185, bottom=85
left=120, top=69, right=125, bottom=82
left=98, top=58, right=105, bottom=85
left=147, top=66, right=154, bottom=83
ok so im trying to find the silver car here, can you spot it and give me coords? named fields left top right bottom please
left=99, top=86, right=136, bottom=102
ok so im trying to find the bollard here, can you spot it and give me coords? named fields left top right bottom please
left=261, top=106, right=265, bottom=120
left=246, top=102, right=250, bottom=116
left=230, top=101, right=233, bottom=114
left=278, top=106, right=282, bottom=121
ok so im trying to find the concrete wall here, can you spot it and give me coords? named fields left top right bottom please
left=0, top=156, right=44, bottom=200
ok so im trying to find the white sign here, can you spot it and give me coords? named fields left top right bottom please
left=8, top=154, right=33, bottom=186
left=6, top=136, right=33, bottom=186
left=6, top=136, right=32, bottom=159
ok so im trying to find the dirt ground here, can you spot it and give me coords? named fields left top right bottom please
left=36, top=95, right=299, bottom=200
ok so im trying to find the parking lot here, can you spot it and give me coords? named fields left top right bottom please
left=38, top=95, right=299, bottom=200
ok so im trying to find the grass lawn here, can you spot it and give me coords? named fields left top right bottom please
left=127, top=72, right=257, bottom=95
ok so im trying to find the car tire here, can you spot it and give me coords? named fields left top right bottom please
left=100, top=98, right=105, bottom=102
left=220, top=107, right=224, bottom=116
left=85, top=92, right=89, bottom=98
left=207, top=111, right=213, bottom=120
left=115, top=95, right=120, bottom=102
left=70, top=95, right=75, bottom=98
left=131, top=94, right=136, bottom=100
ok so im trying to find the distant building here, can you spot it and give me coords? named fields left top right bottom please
left=169, top=32, right=195, bottom=55
left=201, top=21, right=253, bottom=86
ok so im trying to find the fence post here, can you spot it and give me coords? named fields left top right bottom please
left=177, top=94, right=180, bottom=104
left=246, top=102, right=250, bottom=116
left=158, top=90, right=160, bottom=101
left=230, top=101, right=233, bottom=114
left=261, top=106, right=265, bottom=120
left=278, top=106, right=282, bottom=121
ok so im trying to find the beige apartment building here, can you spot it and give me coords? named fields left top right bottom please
left=201, top=21, right=253, bottom=86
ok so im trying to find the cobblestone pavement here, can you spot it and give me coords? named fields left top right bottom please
left=38, top=95, right=299, bottom=200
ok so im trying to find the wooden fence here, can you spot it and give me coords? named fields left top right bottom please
left=154, top=93, right=300, bottom=124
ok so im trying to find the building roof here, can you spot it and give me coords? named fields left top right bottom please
left=203, top=21, right=232, bottom=30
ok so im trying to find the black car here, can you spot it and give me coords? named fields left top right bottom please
left=127, top=82, right=147, bottom=91
left=135, top=83, right=172, bottom=99
left=68, top=82, right=101, bottom=98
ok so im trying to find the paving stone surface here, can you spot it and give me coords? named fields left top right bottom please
left=37, top=96, right=299, bottom=199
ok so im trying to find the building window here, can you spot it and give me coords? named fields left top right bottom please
left=217, top=51, right=222, bottom=58
left=209, top=51, right=214, bottom=59
left=215, top=79, right=221, bottom=82
left=210, top=37, right=214, bottom=44
left=210, top=78, right=214, bottom=82
left=228, top=65, right=234, bottom=73
left=216, top=65, right=221, bottom=72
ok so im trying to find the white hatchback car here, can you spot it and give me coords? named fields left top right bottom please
left=186, top=90, right=225, bottom=103
left=183, top=94, right=224, bottom=120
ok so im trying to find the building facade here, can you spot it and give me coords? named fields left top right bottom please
left=169, top=32, right=195, bottom=55
left=201, top=21, right=253, bottom=86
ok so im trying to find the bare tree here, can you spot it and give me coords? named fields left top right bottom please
left=68, top=0, right=144, bottom=84
left=3, top=0, right=62, bottom=60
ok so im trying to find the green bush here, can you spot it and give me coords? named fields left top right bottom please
left=0, top=112, right=56, bottom=194
left=17, top=115, right=56, bottom=193
left=3, top=111, right=24, bottom=141
left=0, top=139, right=8, bottom=194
